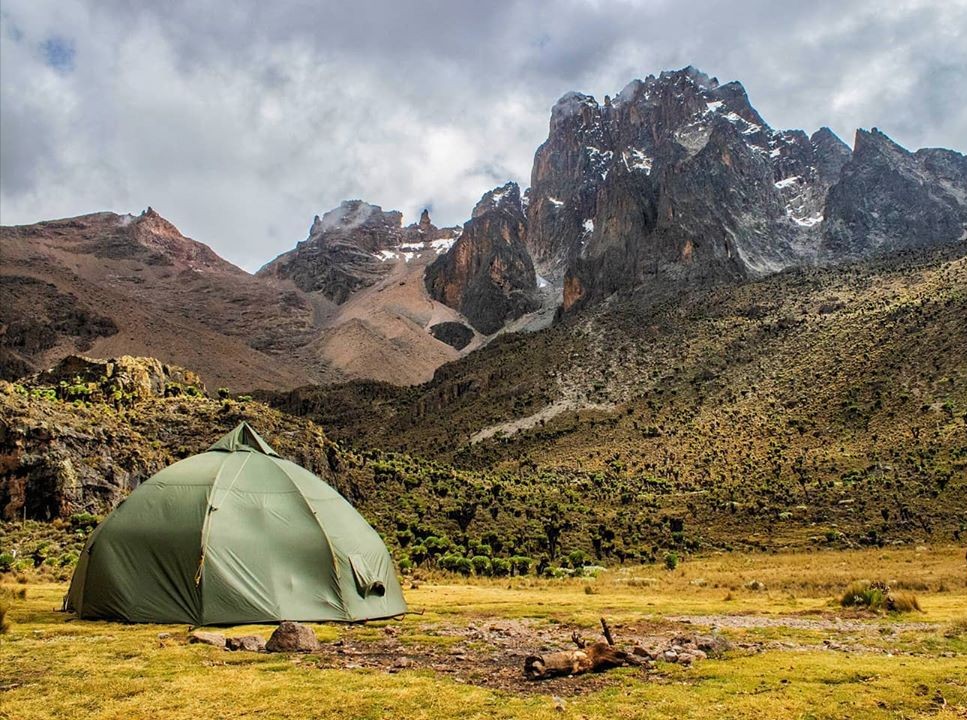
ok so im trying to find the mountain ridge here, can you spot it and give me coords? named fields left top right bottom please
left=2, top=65, right=966, bottom=392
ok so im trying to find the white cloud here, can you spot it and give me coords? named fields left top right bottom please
left=1, top=0, right=965, bottom=271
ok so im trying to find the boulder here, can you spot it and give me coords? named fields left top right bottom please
left=265, top=621, right=320, bottom=653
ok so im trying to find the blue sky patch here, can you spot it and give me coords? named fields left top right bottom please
left=41, top=36, right=76, bottom=72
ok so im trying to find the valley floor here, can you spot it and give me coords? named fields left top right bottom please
left=2, top=546, right=966, bottom=719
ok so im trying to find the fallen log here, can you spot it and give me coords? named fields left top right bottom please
left=524, top=641, right=628, bottom=680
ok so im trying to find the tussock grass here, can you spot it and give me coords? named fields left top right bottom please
left=886, top=590, right=922, bottom=613
left=840, top=581, right=923, bottom=614
left=841, top=581, right=889, bottom=610
left=0, top=585, right=26, bottom=634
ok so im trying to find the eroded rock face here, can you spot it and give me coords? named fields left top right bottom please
left=257, top=201, right=404, bottom=303
left=425, top=183, right=539, bottom=334
left=528, top=66, right=967, bottom=312
left=33, top=355, right=206, bottom=401
left=0, top=359, right=341, bottom=521
left=0, top=276, right=119, bottom=380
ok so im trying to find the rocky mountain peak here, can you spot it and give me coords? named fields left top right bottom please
left=426, top=182, right=538, bottom=334
left=472, top=181, right=523, bottom=219
left=527, top=66, right=967, bottom=312
left=658, top=65, right=719, bottom=91
left=258, top=199, right=461, bottom=304
left=132, top=206, right=187, bottom=240
left=306, top=200, right=403, bottom=249
left=418, top=208, right=432, bottom=232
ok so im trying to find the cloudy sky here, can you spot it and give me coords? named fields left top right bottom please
left=2, top=1, right=965, bottom=271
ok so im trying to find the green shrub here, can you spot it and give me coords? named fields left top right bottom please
left=30, top=542, right=52, bottom=568
left=491, top=558, right=511, bottom=577
left=0, top=552, right=14, bottom=573
left=840, top=581, right=888, bottom=610
left=509, top=556, right=533, bottom=576
left=424, top=536, right=452, bottom=558
left=439, top=553, right=471, bottom=576
left=408, top=544, right=428, bottom=564
left=664, top=552, right=679, bottom=571
left=69, top=513, right=99, bottom=531
left=469, top=555, right=492, bottom=576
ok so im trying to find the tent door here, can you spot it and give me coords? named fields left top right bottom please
left=348, top=554, right=386, bottom=597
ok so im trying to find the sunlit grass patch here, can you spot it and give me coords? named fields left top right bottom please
left=2, top=546, right=966, bottom=719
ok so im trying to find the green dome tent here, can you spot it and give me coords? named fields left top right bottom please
left=65, top=422, right=407, bottom=625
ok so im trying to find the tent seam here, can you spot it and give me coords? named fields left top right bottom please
left=195, top=453, right=252, bottom=603
left=273, top=459, right=347, bottom=618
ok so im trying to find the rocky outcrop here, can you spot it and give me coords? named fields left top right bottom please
left=0, top=276, right=119, bottom=380
left=528, top=66, right=967, bottom=312
left=425, top=183, right=539, bottom=334
left=429, top=322, right=475, bottom=350
left=0, top=364, right=341, bottom=521
left=31, top=355, right=206, bottom=401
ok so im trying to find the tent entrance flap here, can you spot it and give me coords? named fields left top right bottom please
left=349, top=554, right=386, bottom=597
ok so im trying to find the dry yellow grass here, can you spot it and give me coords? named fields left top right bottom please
left=2, top=545, right=966, bottom=719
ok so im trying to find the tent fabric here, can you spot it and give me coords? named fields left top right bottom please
left=65, top=422, right=407, bottom=625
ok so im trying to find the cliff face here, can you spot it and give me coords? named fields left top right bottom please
left=425, top=183, right=539, bottom=334
left=526, top=67, right=967, bottom=312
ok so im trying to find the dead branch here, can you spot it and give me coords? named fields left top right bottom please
left=600, top=617, right=615, bottom=646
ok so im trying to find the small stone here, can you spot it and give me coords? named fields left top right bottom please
left=226, top=635, right=266, bottom=652
left=393, top=657, right=414, bottom=669
left=696, top=634, right=733, bottom=657
left=157, top=632, right=171, bottom=640
left=189, top=631, right=226, bottom=648
left=663, top=650, right=678, bottom=663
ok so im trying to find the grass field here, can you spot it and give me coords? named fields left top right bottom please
left=2, top=546, right=966, bottom=719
